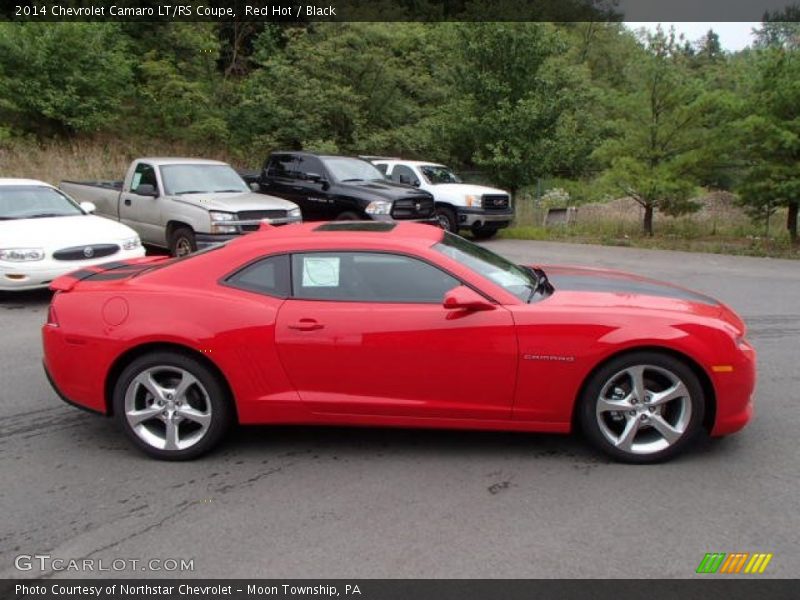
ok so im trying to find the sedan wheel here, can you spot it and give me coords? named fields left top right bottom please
left=579, top=353, right=704, bottom=463
left=114, top=352, right=231, bottom=460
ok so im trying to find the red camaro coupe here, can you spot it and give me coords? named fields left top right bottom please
left=42, top=222, right=755, bottom=462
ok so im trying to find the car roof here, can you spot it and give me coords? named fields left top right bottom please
left=137, top=157, right=229, bottom=166
left=234, top=221, right=444, bottom=251
left=0, top=178, right=55, bottom=188
left=372, top=159, right=447, bottom=168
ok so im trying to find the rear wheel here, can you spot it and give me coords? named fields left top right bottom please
left=113, top=352, right=232, bottom=460
left=578, top=352, right=705, bottom=464
left=471, top=225, right=499, bottom=240
left=434, top=206, right=459, bottom=233
left=168, top=226, right=197, bottom=257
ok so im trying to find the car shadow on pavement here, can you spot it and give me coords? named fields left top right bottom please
left=0, top=288, right=52, bottom=309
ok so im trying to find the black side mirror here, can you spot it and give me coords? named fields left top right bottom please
left=134, top=184, right=158, bottom=197
left=412, top=179, right=421, bottom=187
left=306, top=172, right=329, bottom=189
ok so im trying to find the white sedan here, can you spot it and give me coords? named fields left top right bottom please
left=0, top=179, right=145, bottom=291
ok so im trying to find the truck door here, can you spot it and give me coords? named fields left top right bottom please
left=119, top=162, right=164, bottom=246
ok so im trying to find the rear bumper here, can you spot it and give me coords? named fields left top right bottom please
left=458, top=207, right=514, bottom=229
left=43, top=360, right=105, bottom=416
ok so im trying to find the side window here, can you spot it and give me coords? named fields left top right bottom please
left=291, top=252, right=459, bottom=303
left=266, top=156, right=300, bottom=179
left=131, top=163, right=157, bottom=194
left=226, top=255, right=291, bottom=297
left=296, top=156, right=325, bottom=181
left=390, top=165, right=419, bottom=186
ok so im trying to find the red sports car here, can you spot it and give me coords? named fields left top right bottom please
left=42, top=222, right=755, bottom=463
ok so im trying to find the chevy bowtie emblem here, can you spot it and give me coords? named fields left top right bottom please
left=83, top=246, right=94, bottom=258
left=415, top=202, right=421, bottom=211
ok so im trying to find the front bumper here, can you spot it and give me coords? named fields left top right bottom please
left=0, top=248, right=145, bottom=291
left=458, top=207, right=514, bottom=229
left=710, top=338, right=757, bottom=436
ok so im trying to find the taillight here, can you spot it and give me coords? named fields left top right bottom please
left=46, top=294, right=59, bottom=327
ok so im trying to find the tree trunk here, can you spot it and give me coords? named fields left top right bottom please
left=788, top=201, right=798, bottom=246
left=643, top=203, right=654, bottom=237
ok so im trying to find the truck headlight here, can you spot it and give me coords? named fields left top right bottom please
left=365, top=201, right=392, bottom=215
left=121, top=237, right=141, bottom=251
left=464, top=194, right=481, bottom=208
left=288, top=207, right=302, bottom=220
left=210, top=211, right=238, bottom=234
left=0, top=248, right=45, bottom=262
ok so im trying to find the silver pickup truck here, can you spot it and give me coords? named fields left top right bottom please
left=61, top=157, right=302, bottom=256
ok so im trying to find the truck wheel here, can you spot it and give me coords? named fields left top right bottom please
left=169, top=227, right=197, bottom=257
left=434, top=206, right=459, bottom=233
left=471, top=225, right=499, bottom=240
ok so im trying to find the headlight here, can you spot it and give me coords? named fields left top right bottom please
left=0, top=248, right=45, bottom=262
left=288, top=207, right=302, bottom=220
left=365, top=201, right=392, bottom=215
left=121, top=237, right=141, bottom=251
left=464, top=194, right=481, bottom=208
left=210, top=211, right=238, bottom=234
left=210, top=211, right=235, bottom=222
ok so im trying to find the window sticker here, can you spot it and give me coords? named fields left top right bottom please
left=131, top=172, right=142, bottom=190
left=302, top=256, right=340, bottom=287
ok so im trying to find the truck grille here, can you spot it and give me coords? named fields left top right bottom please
left=481, top=194, right=510, bottom=210
left=391, top=197, right=434, bottom=219
left=236, top=210, right=289, bottom=231
left=53, top=244, right=119, bottom=261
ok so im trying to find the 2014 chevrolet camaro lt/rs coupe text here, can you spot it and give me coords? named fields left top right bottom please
left=42, top=222, right=756, bottom=463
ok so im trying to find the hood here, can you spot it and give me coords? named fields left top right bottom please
left=431, top=183, right=509, bottom=197
left=0, top=214, right=137, bottom=250
left=539, top=264, right=723, bottom=318
left=170, top=191, right=298, bottom=212
left=340, top=179, right=434, bottom=201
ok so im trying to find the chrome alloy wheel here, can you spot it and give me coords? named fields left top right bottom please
left=174, top=237, right=193, bottom=257
left=124, top=366, right=212, bottom=451
left=595, top=364, right=692, bottom=455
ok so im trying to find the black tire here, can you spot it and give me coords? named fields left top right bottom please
left=578, top=352, right=705, bottom=464
left=434, top=206, right=459, bottom=233
left=168, top=226, right=197, bottom=257
left=471, top=225, right=499, bottom=240
left=336, top=211, right=361, bottom=221
left=113, top=351, right=233, bottom=460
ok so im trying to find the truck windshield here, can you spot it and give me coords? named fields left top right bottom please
left=420, top=165, right=462, bottom=185
left=321, top=157, right=385, bottom=182
left=0, top=186, right=84, bottom=220
left=160, top=164, right=249, bottom=195
left=434, top=232, right=536, bottom=302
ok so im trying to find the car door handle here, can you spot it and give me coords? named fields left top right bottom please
left=287, top=319, right=324, bottom=331
left=124, top=199, right=132, bottom=206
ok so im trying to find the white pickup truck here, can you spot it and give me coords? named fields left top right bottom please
left=371, top=159, right=513, bottom=239
left=61, top=158, right=302, bottom=256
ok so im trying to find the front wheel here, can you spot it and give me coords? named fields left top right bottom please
left=169, top=226, right=197, bottom=257
left=434, top=206, right=459, bottom=233
left=113, top=352, right=232, bottom=460
left=578, top=352, right=705, bottom=464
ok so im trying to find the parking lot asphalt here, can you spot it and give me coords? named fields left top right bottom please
left=1, top=240, right=798, bottom=579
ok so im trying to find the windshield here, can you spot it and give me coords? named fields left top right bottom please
left=420, top=165, right=462, bottom=185
left=160, top=164, right=249, bottom=195
left=434, top=232, right=537, bottom=302
left=321, top=157, right=385, bottom=182
left=0, top=185, right=84, bottom=220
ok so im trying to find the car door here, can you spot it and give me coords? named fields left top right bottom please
left=261, top=154, right=311, bottom=216
left=294, top=155, right=337, bottom=220
left=119, top=161, right=164, bottom=245
left=275, top=251, right=518, bottom=420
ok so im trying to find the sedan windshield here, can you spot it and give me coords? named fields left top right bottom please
left=420, top=165, right=462, bottom=185
left=321, top=157, right=385, bottom=182
left=0, top=186, right=84, bottom=220
left=160, top=164, right=249, bottom=195
left=434, top=232, right=537, bottom=302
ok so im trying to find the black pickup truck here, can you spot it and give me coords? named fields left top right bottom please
left=244, top=152, right=436, bottom=222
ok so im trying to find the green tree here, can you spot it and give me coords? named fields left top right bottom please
left=594, top=28, right=722, bottom=235
left=735, top=48, right=800, bottom=245
left=0, top=23, right=132, bottom=135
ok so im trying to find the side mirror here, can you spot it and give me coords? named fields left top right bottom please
left=79, top=201, right=96, bottom=214
left=443, top=286, right=495, bottom=311
left=134, top=184, right=158, bottom=197
left=412, top=179, right=421, bottom=187
left=249, top=182, right=260, bottom=192
left=306, top=172, right=326, bottom=183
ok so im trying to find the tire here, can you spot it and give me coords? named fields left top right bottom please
left=336, top=211, right=361, bottom=221
left=113, top=351, right=233, bottom=460
left=471, top=225, right=499, bottom=240
left=578, top=352, right=705, bottom=464
left=168, top=226, right=197, bottom=257
left=434, top=206, right=459, bottom=233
